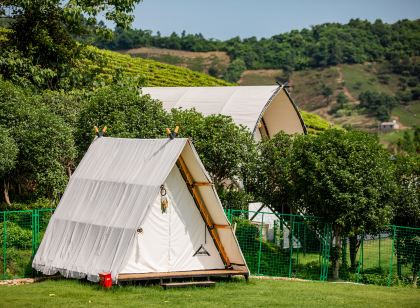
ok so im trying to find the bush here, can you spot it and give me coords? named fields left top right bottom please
left=0, top=222, right=32, bottom=249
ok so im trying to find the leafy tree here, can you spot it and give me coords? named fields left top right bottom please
left=253, top=129, right=396, bottom=278
left=223, top=58, right=246, bottom=83
left=392, top=154, right=420, bottom=287
left=290, top=130, right=395, bottom=277
left=0, top=126, right=18, bottom=204
left=171, top=108, right=257, bottom=195
left=0, top=0, right=142, bottom=89
left=246, top=132, right=294, bottom=213
left=0, top=79, right=76, bottom=205
left=358, top=91, right=397, bottom=121
left=76, top=85, right=170, bottom=155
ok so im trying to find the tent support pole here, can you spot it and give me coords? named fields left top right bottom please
left=177, top=157, right=231, bottom=268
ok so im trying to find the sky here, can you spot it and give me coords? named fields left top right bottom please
left=129, top=0, right=420, bottom=40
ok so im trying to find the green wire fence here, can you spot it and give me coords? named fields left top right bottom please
left=1, top=208, right=419, bottom=287
left=1, top=209, right=54, bottom=280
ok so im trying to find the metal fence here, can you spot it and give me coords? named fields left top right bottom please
left=226, top=209, right=332, bottom=281
left=1, top=208, right=419, bottom=287
left=226, top=209, right=420, bottom=287
left=1, top=209, right=54, bottom=280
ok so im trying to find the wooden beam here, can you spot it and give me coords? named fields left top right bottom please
left=213, top=224, right=231, bottom=229
left=192, top=182, right=213, bottom=187
left=177, top=157, right=231, bottom=267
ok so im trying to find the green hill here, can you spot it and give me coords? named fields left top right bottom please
left=78, top=46, right=232, bottom=87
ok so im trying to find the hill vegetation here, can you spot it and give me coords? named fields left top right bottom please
left=93, top=19, right=419, bottom=78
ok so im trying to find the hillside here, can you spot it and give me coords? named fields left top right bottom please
left=114, top=45, right=418, bottom=131
left=78, top=46, right=232, bottom=87
left=120, top=47, right=230, bottom=77
left=241, top=64, right=420, bottom=130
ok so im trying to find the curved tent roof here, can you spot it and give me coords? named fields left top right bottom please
left=142, top=85, right=307, bottom=139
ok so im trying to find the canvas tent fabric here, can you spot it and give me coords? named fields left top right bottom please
left=141, top=85, right=307, bottom=140
left=32, top=137, right=247, bottom=282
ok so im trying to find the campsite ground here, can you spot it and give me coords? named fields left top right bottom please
left=0, top=278, right=419, bottom=307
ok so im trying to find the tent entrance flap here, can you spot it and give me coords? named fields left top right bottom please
left=120, top=165, right=224, bottom=274
left=176, top=157, right=231, bottom=268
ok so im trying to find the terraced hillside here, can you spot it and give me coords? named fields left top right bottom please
left=79, top=46, right=232, bottom=87
left=120, top=47, right=230, bottom=76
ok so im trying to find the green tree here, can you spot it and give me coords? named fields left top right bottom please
left=392, top=154, right=420, bottom=287
left=171, top=108, right=257, bottom=202
left=0, top=79, right=76, bottom=205
left=290, top=130, right=395, bottom=277
left=358, top=91, right=397, bottom=121
left=246, top=132, right=294, bottom=213
left=253, top=129, right=396, bottom=278
left=76, top=85, right=170, bottom=155
left=0, top=127, right=18, bottom=205
left=1, top=0, right=142, bottom=89
left=223, top=58, right=246, bottom=83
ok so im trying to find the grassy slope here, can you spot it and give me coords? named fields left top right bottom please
left=120, top=47, right=230, bottom=76
left=80, top=47, right=232, bottom=87
left=240, top=64, right=419, bottom=133
left=1, top=279, right=419, bottom=307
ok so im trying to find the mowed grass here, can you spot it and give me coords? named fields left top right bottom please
left=1, top=278, right=419, bottom=307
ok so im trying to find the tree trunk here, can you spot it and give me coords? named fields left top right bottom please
left=333, top=235, right=342, bottom=280
left=413, top=265, right=419, bottom=288
left=349, top=236, right=360, bottom=270
left=67, top=165, right=72, bottom=177
left=3, top=179, right=11, bottom=206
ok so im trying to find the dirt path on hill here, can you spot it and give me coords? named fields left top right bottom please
left=336, top=67, right=357, bottom=102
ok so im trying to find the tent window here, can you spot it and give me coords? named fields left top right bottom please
left=258, top=117, right=270, bottom=139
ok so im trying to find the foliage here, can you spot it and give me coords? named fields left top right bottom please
left=0, top=0, right=141, bottom=89
left=300, top=110, right=335, bottom=134
left=76, top=85, right=170, bottom=154
left=80, top=46, right=232, bottom=88
left=392, top=154, right=420, bottom=228
left=247, top=132, right=294, bottom=212
left=290, top=130, right=395, bottom=234
left=0, top=222, right=31, bottom=249
left=171, top=108, right=257, bottom=190
left=358, top=91, right=397, bottom=121
left=0, top=126, right=18, bottom=177
left=93, top=19, right=420, bottom=72
left=223, top=58, right=246, bottom=82
left=0, top=79, right=76, bottom=203
left=396, top=127, right=420, bottom=154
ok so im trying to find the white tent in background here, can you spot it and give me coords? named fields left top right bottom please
left=33, top=137, right=248, bottom=282
left=142, top=85, right=307, bottom=140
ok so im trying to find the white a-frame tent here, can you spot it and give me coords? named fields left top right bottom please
left=33, top=137, right=248, bottom=282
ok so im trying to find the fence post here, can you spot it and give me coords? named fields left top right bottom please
left=320, top=223, right=331, bottom=281
left=388, top=225, right=396, bottom=287
left=2, top=212, right=6, bottom=279
left=257, top=213, right=264, bottom=275
left=378, top=233, right=381, bottom=269
left=288, top=216, right=295, bottom=278
left=356, top=234, right=364, bottom=283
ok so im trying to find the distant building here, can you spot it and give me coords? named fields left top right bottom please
left=380, top=120, right=400, bottom=131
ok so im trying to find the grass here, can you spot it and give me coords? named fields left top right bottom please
left=392, top=102, right=420, bottom=127
left=239, top=69, right=283, bottom=85
left=0, top=278, right=419, bottom=307
left=340, top=63, right=398, bottom=98
left=379, top=130, right=409, bottom=145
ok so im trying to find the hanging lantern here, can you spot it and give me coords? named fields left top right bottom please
left=160, top=185, right=168, bottom=213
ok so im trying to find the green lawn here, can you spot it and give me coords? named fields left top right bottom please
left=0, top=278, right=419, bottom=307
